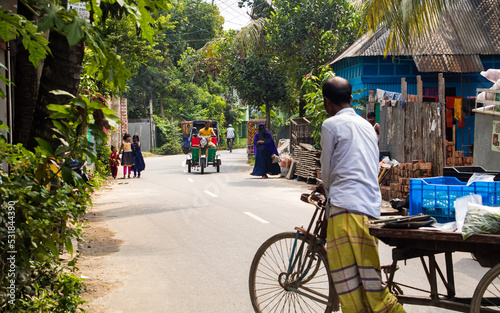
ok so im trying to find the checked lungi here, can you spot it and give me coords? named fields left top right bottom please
left=326, top=209, right=406, bottom=313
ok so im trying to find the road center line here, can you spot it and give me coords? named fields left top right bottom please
left=204, top=190, right=218, bottom=197
left=244, top=212, right=270, bottom=224
left=187, top=178, right=194, bottom=183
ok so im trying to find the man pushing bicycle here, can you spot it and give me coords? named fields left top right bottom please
left=320, top=77, right=406, bottom=313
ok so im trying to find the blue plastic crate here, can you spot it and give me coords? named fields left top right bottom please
left=409, top=177, right=500, bottom=223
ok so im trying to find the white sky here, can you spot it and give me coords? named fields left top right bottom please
left=208, top=0, right=253, bottom=30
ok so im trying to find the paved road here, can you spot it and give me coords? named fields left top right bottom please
left=86, top=149, right=489, bottom=313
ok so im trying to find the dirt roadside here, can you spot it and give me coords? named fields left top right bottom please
left=76, top=182, right=124, bottom=313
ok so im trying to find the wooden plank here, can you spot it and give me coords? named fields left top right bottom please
left=417, top=75, right=423, bottom=103
left=438, top=73, right=445, bottom=103
left=401, top=77, right=407, bottom=101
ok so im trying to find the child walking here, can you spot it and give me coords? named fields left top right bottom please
left=109, top=145, right=120, bottom=179
left=132, top=135, right=145, bottom=177
left=119, top=133, right=134, bottom=178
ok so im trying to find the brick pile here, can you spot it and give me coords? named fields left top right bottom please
left=379, top=160, right=432, bottom=201
left=446, top=141, right=473, bottom=166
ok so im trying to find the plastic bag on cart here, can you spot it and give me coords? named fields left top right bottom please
left=454, top=194, right=482, bottom=232
left=462, top=203, right=500, bottom=239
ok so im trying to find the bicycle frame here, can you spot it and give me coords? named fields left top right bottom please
left=284, top=190, right=332, bottom=305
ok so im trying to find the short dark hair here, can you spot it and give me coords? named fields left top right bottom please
left=133, top=135, right=139, bottom=141
left=367, top=112, right=376, bottom=118
left=110, top=145, right=115, bottom=151
left=123, top=133, right=131, bottom=141
left=322, top=77, right=352, bottom=106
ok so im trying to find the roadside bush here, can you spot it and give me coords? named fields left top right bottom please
left=95, top=141, right=111, bottom=176
left=153, top=115, right=183, bottom=155
left=0, top=92, right=118, bottom=312
left=0, top=142, right=88, bottom=312
left=156, top=142, right=182, bottom=155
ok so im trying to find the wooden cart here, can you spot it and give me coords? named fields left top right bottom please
left=370, top=227, right=500, bottom=312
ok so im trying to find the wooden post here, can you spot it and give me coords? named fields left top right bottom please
left=441, top=102, right=447, bottom=173
left=452, top=124, right=456, bottom=165
left=401, top=78, right=408, bottom=101
left=149, top=99, right=154, bottom=153
left=369, top=89, right=375, bottom=103
left=417, top=75, right=423, bottom=103
left=438, top=73, right=445, bottom=103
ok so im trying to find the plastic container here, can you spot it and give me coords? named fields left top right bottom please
left=409, top=177, right=500, bottom=222
left=443, top=166, right=500, bottom=182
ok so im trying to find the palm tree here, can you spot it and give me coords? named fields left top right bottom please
left=361, top=0, right=459, bottom=55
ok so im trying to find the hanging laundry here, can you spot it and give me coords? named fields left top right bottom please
left=457, top=111, right=465, bottom=128
left=408, top=94, right=418, bottom=102
left=376, top=89, right=386, bottom=102
left=446, top=109, right=453, bottom=128
left=454, top=98, right=463, bottom=122
left=446, top=97, right=456, bottom=109
left=381, top=100, right=387, bottom=107
left=462, top=99, right=475, bottom=115
left=385, top=91, right=403, bottom=101
left=400, top=100, right=407, bottom=110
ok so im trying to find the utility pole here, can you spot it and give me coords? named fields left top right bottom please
left=149, top=99, right=154, bottom=153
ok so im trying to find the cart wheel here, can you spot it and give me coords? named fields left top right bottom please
left=216, top=160, right=220, bottom=172
left=470, top=262, right=500, bottom=312
left=187, top=160, right=191, bottom=173
left=201, top=159, right=205, bottom=174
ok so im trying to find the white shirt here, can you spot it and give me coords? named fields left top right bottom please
left=320, top=108, right=381, bottom=219
left=226, top=127, right=235, bottom=139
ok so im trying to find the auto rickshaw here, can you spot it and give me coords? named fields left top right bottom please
left=186, top=120, right=221, bottom=174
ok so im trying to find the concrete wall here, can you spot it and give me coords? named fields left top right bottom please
left=128, top=120, right=155, bottom=152
left=473, top=112, right=500, bottom=171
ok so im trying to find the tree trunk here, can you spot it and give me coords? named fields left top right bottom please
left=28, top=31, right=85, bottom=150
left=13, top=2, right=40, bottom=146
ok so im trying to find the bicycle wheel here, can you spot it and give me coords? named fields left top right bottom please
left=249, top=232, right=338, bottom=313
left=471, top=263, right=500, bottom=312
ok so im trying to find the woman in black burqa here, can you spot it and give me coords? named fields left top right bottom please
left=251, top=123, right=280, bottom=179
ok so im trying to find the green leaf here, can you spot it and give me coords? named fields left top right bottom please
left=46, top=240, right=59, bottom=258
left=50, top=90, right=76, bottom=98
left=65, top=236, right=74, bottom=258
left=35, top=138, right=55, bottom=156
left=54, top=145, right=71, bottom=156
left=47, top=104, right=71, bottom=114
left=61, top=166, right=74, bottom=185
left=65, top=18, right=85, bottom=46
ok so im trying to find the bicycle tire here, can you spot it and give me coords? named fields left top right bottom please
left=470, top=262, right=500, bottom=312
left=249, top=232, right=338, bottom=313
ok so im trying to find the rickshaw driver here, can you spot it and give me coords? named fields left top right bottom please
left=198, top=121, right=216, bottom=155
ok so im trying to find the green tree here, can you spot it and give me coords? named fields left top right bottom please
left=266, top=0, right=360, bottom=115
left=2, top=0, right=170, bottom=150
left=222, top=48, right=287, bottom=132
left=361, top=0, right=456, bottom=55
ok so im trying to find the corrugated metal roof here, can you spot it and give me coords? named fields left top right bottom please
left=330, top=0, right=500, bottom=73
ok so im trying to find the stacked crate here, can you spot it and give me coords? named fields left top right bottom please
left=445, top=141, right=473, bottom=166
left=379, top=160, right=432, bottom=201
left=293, top=143, right=321, bottom=182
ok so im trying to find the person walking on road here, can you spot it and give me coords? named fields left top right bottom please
left=119, top=133, right=134, bottom=179
left=250, top=123, right=280, bottom=179
left=320, top=77, right=406, bottom=313
left=131, top=135, right=145, bottom=178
